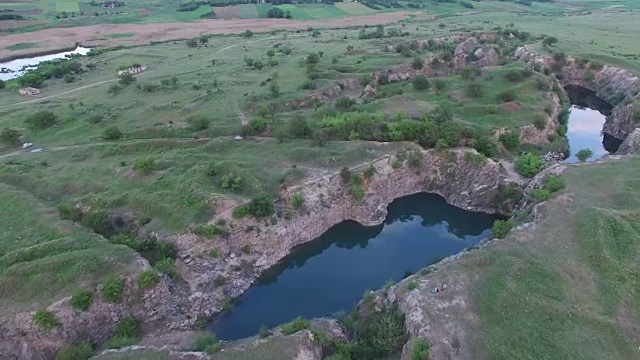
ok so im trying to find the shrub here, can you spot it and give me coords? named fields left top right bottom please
left=55, top=343, right=93, bottom=360
left=26, top=111, right=57, bottom=130
left=492, top=219, right=513, bottom=239
left=499, top=131, right=520, bottom=151
left=102, top=125, right=123, bottom=140
left=543, top=175, right=565, bottom=193
left=105, top=317, right=141, bottom=349
left=465, top=82, right=484, bottom=98
left=281, top=316, right=310, bottom=335
left=470, top=135, right=497, bottom=158
left=575, top=148, right=594, bottom=162
left=190, top=116, right=210, bottom=131
left=412, top=75, right=430, bottom=90
left=340, top=166, right=352, bottom=183
left=0, top=128, right=21, bottom=147
left=411, top=338, right=430, bottom=360
left=232, top=204, right=249, bottom=218
left=209, top=248, right=219, bottom=258
left=247, top=195, right=274, bottom=217
left=497, top=89, right=516, bottom=103
left=407, top=281, right=418, bottom=291
left=33, top=309, right=58, bottom=330
left=336, top=96, right=355, bottom=110
left=485, top=104, right=499, bottom=114
left=291, top=193, right=305, bottom=209
left=250, top=117, right=267, bottom=133
left=137, top=270, right=160, bottom=288
left=214, top=276, right=226, bottom=287
left=70, top=290, right=93, bottom=311
left=589, top=61, right=604, bottom=70
left=243, top=30, right=253, bottom=38
left=412, top=57, right=423, bottom=70
left=515, top=153, right=545, bottom=177
left=118, top=74, right=135, bottom=86
left=100, top=277, right=125, bottom=303
left=154, top=258, right=177, bottom=279
left=530, top=188, right=551, bottom=201
left=433, top=78, right=446, bottom=93
left=259, top=324, right=272, bottom=338
left=532, top=116, right=546, bottom=130
left=542, top=36, right=558, bottom=46
left=584, top=72, right=595, bottom=83
left=240, top=244, right=251, bottom=254
left=363, top=164, right=376, bottom=179
left=133, top=157, right=155, bottom=174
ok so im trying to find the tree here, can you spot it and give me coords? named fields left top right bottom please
left=247, top=195, right=274, bottom=217
left=266, top=49, right=275, bottom=57
left=103, top=126, right=123, bottom=141
left=26, top=111, right=57, bottom=130
left=575, top=148, right=593, bottom=162
left=306, top=53, right=320, bottom=64
left=0, top=79, right=5, bottom=89
left=412, top=75, right=430, bottom=90
left=492, top=219, right=513, bottom=239
left=311, top=30, right=321, bottom=37
left=186, top=39, right=198, bottom=48
left=189, top=116, right=210, bottom=131
left=0, top=128, right=21, bottom=147
left=243, top=30, right=253, bottom=38
left=199, top=35, right=209, bottom=45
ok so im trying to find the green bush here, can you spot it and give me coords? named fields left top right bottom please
left=70, top=290, right=93, bottom=311
left=232, top=204, right=249, bottom=218
left=411, top=57, right=423, bottom=70
left=26, top=111, right=58, bottom=130
left=411, top=338, right=430, bottom=360
left=496, top=89, right=516, bottom=103
left=193, top=333, right=220, bottom=351
left=584, top=72, right=595, bottom=83
left=33, top=309, right=58, bottom=330
left=499, top=131, right=520, bottom=151
left=281, top=316, right=310, bottom=335
left=291, top=193, right=305, bottom=209
left=543, top=176, right=565, bottom=193
left=412, top=75, right=430, bottom=90
left=214, top=276, right=226, bottom=287
left=102, top=125, right=123, bottom=140
left=133, top=157, right=155, bottom=174
left=575, top=148, right=593, bottom=162
left=100, top=277, right=125, bottom=303
left=532, top=116, right=546, bottom=130
left=247, top=195, right=274, bottom=217
left=407, top=281, right=418, bottom=291
left=137, top=270, right=160, bottom=288
left=515, top=153, right=545, bottom=177
left=492, top=219, right=513, bottom=239
left=363, top=164, right=376, bottom=179
left=339, top=304, right=406, bottom=359
left=465, top=82, right=484, bottom=98
left=0, top=128, right=21, bottom=147
left=530, top=188, right=551, bottom=201
left=55, top=343, right=93, bottom=360
left=105, top=317, right=141, bottom=349
left=259, top=324, right=272, bottom=338
left=190, top=116, right=210, bottom=131
left=154, top=258, right=178, bottom=279
left=240, top=244, right=251, bottom=254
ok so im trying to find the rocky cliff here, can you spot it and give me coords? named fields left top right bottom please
left=514, top=46, right=640, bottom=148
left=173, top=149, right=516, bottom=326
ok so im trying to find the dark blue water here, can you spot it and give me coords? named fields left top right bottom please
left=209, top=193, right=497, bottom=340
left=564, top=85, right=617, bottom=163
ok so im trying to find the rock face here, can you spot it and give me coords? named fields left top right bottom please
left=519, top=90, right=562, bottom=144
left=453, top=37, right=501, bottom=69
left=175, top=149, right=513, bottom=322
left=617, top=128, right=640, bottom=155
left=514, top=46, right=640, bottom=149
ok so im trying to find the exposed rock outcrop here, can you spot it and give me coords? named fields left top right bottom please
left=519, top=90, right=562, bottom=144
left=617, top=128, right=640, bottom=155
left=175, top=149, right=513, bottom=323
left=453, top=37, right=501, bottom=69
left=514, top=46, right=640, bottom=149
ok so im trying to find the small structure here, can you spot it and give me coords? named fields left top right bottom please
left=19, top=87, right=40, bottom=96
left=117, top=65, right=147, bottom=76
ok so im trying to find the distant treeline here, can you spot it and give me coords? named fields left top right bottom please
left=0, top=14, right=23, bottom=21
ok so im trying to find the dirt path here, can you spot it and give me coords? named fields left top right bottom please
left=499, top=159, right=523, bottom=181
left=0, top=11, right=425, bottom=59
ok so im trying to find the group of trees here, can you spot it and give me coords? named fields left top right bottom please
left=18, top=60, right=84, bottom=88
left=267, top=7, right=291, bottom=19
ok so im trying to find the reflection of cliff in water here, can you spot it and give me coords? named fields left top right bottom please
left=257, top=192, right=493, bottom=285
left=563, top=85, right=621, bottom=159
left=211, top=192, right=497, bottom=340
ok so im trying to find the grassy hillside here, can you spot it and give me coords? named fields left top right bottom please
left=471, top=156, right=640, bottom=359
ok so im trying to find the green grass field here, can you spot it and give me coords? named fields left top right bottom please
left=468, top=156, right=640, bottom=360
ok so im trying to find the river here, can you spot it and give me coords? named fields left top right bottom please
left=0, top=46, right=91, bottom=81
left=209, top=192, right=497, bottom=340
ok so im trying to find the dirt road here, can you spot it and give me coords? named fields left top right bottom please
left=0, top=11, right=426, bottom=59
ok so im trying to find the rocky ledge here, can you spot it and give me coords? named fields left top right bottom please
left=514, top=46, right=640, bottom=150
left=174, top=148, right=518, bottom=325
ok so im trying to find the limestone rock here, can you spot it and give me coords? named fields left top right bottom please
left=617, top=128, right=640, bottom=154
